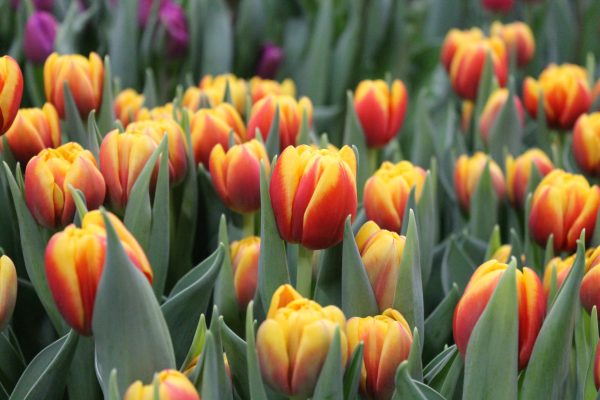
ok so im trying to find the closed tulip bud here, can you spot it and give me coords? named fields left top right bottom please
left=25, top=142, right=105, bottom=228
left=453, top=260, right=545, bottom=369
left=479, top=88, right=525, bottom=144
left=256, top=43, right=284, bottom=79
left=209, top=140, right=269, bottom=213
left=44, top=52, right=103, bottom=118
left=454, top=152, right=506, bottom=211
left=441, top=28, right=484, bottom=72
left=347, top=309, right=413, bottom=400
left=354, top=79, right=408, bottom=148
left=230, top=236, right=260, bottom=308
left=573, top=113, right=600, bottom=175
left=114, top=89, right=145, bottom=127
left=523, top=64, right=591, bottom=130
left=490, top=244, right=512, bottom=263
left=123, top=369, right=200, bottom=400
left=482, top=0, right=513, bottom=13
left=199, top=74, right=247, bottom=115
left=529, top=170, right=600, bottom=252
left=249, top=77, right=296, bottom=104
left=0, top=56, right=24, bottom=135
left=45, top=210, right=152, bottom=335
left=256, top=285, right=348, bottom=397
left=24, top=11, right=57, bottom=65
left=356, top=221, right=406, bottom=311
left=270, top=145, right=357, bottom=250
left=0, top=256, right=17, bottom=331
left=2, top=103, right=61, bottom=164
left=363, top=161, right=426, bottom=232
left=449, top=37, right=508, bottom=101
left=247, top=95, right=313, bottom=151
left=491, top=21, right=535, bottom=67
left=505, top=149, right=554, bottom=208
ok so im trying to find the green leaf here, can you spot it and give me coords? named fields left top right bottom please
left=343, top=344, right=363, bottom=400
left=342, top=92, right=369, bottom=200
left=407, top=329, right=423, bottom=381
left=187, top=0, right=204, bottom=80
left=469, top=162, right=498, bottom=241
left=142, top=69, right=159, bottom=109
left=107, top=370, right=120, bottom=400
left=426, top=347, right=463, bottom=399
left=234, top=0, right=265, bottom=76
left=423, top=284, right=460, bottom=361
left=392, top=362, right=445, bottom=400
left=85, top=112, right=101, bottom=160
left=181, top=314, right=207, bottom=378
left=411, top=90, right=436, bottom=168
left=264, top=105, right=280, bottom=158
left=214, top=215, right=242, bottom=333
left=67, top=336, right=101, bottom=400
left=484, top=225, right=501, bottom=260
left=361, top=0, right=392, bottom=73
left=198, top=332, right=230, bottom=399
left=62, top=83, right=89, bottom=149
left=314, top=240, right=343, bottom=308
left=473, top=53, right=497, bottom=151
left=202, top=0, right=233, bottom=75
left=534, top=90, right=551, bottom=155
left=0, top=331, right=25, bottom=393
left=487, top=78, right=522, bottom=164
left=417, top=166, right=439, bottom=285
left=108, top=0, right=139, bottom=88
left=97, top=56, right=116, bottom=136
left=312, top=327, right=343, bottom=400
left=583, top=307, right=599, bottom=400
left=219, top=319, right=250, bottom=399
left=245, top=302, right=268, bottom=400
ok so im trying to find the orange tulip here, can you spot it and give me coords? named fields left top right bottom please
left=573, top=113, right=600, bottom=175
left=181, top=86, right=221, bottom=112
left=454, top=152, right=506, bottom=211
left=230, top=236, right=260, bottom=308
left=441, top=28, right=484, bottom=72
left=491, top=21, right=535, bottom=67
left=0, top=55, right=24, bottom=134
left=114, top=89, right=145, bottom=127
left=461, top=101, right=474, bottom=133
left=249, top=77, right=296, bottom=104
left=0, top=256, right=17, bottom=331
left=199, top=74, right=247, bottom=114
left=490, top=244, right=512, bottom=263
left=123, top=369, right=200, bottom=400
left=505, top=149, right=554, bottom=208
left=542, top=254, right=577, bottom=298
left=479, top=88, right=525, bottom=144
left=135, top=103, right=181, bottom=122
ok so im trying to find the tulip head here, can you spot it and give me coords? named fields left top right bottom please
left=135, top=103, right=180, bottom=122
left=454, top=152, right=506, bottom=211
left=0, top=56, right=24, bottom=135
left=123, top=369, right=200, bottom=400
left=461, top=100, right=474, bottom=133
left=441, top=28, right=484, bottom=72
left=270, top=145, right=357, bottom=250
left=249, top=77, right=296, bottom=104
left=230, top=236, right=260, bottom=308
left=490, top=244, right=512, bottom=263
left=505, top=149, right=554, bottom=208
left=491, top=21, right=535, bottom=68
left=542, top=255, right=575, bottom=298
left=199, top=74, right=247, bottom=115
left=0, top=256, right=17, bottom=331
left=579, top=246, right=600, bottom=314
left=573, top=113, right=600, bottom=175
left=256, top=42, right=284, bottom=79
left=24, top=11, right=58, bottom=64
left=181, top=86, right=222, bottom=112
left=482, top=0, right=513, bottom=13
left=114, top=89, right=145, bottom=127
left=479, top=88, right=525, bottom=144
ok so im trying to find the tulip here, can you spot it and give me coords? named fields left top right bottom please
left=45, top=210, right=152, bottom=335
left=479, top=88, right=525, bottom=144
left=2, top=103, right=61, bottom=164
left=24, top=11, right=58, bottom=65
left=461, top=100, right=474, bottom=133
left=454, top=152, right=506, bottom=211
left=363, top=161, right=426, bottom=232
left=0, top=256, right=17, bottom=331
left=542, top=254, right=576, bottom=298
left=256, top=42, right=284, bottom=79
left=593, top=79, right=600, bottom=106
left=573, top=113, right=600, bottom=175
left=505, top=148, right=554, bottom=208
left=529, top=170, right=600, bottom=252
left=24, top=142, right=105, bottom=228
left=270, top=145, right=357, bottom=250
left=123, top=369, right=200, bottom=400
left=159, top=0, right=189, bottom=58
left=523, top=64, right=591, bottom=130
left=491, top=21, right=535, bottom=67
left=256, top=284, right=348, bottom=397
left=579, top=246, right=600, bottom=314
left=482, top=0, right=513, bottom=13
left=355, top=221, right=406, bottom=311
left=199, top=74, right=247, bottom=115
left=0, top=56, right=24, bottom=135
left=266, top=284, right=304, bottom=318
left=490, top=244, right=512, bottom=263
left=247, top=95, right=313, bottom=150
left=449, top=37, right=508, bottom=100
left=136, top=103, right=180, bottom=122
left=453, top=260, right=545, bottom=369
left=114, top=89, right=145, bottom=127
left=347, top=309, right=413, bottom=400
left=249, top=77, right=296, bottom=104
left=441, top=28, right=484, bottom=72
left=209, top=139, right=270, bottom=213
left=230, top=236, right=260, bottom=308
left=181, top=87, right=222, bottom=112
left=354, top=79, right=408, bottom=148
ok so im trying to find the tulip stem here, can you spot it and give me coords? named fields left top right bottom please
left=243, top=212, right=255, bottom=237
left=296, top=246, right=313, bottom=297
left=551, top=130, right=564, bottom=169
left=368, top=148, right=379, bottom=173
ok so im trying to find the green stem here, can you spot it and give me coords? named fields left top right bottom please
left=367, top=148, right=379, bottom=174
left=296, top=245, right=313, bottom=298
left=242, top=212, right=255, bottom=237
left=551, top=130, right=564, bottom=169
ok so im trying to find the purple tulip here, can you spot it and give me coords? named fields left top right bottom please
left=256, top=43, right=283, bottom=79
left=159, top=1, right=189, bottom=58
left=24, top=11, right=58, bottom=64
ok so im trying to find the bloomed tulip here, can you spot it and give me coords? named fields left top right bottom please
left=479, top=88, right=525, bottom=144
left=529, top=170, right=600, bottom=251
left=482, top=0, right=513, bottom=13
left=209, top=139, right=269, bottom=213
left=230, top=236, right=260, bottom=308
left=247, top=95, right=313, bottom=150
left=354, top=80, right=408, bottom=148
left=43, top=52, right=103, bottom=118
left=249, top=77, right=296, bottom=104
left=270, top=145, right=357, bottom=250
left=491, top=21, right=535, bottom=67
left=199, top=74, right=247, bottom=114
left=114, top=89, right=145, bottom=127
left=441, top=28, right=484, bottom=72
left=491, top=244, right=512, bottom=263
left=356, top=221, right=406, bottom=311
left=453, top=260, right=545, bottom=369
left=123, top=369, right=200, bottom=400
left=0, top=55, right=24, bottom=134
left=505, top=149, right=554, bottom=208
left=45, top=210, right=152, bottom=335
left=0, top=256, right=17, bottom=331
left=523, top=64, right=591, bottom=130
left=363, top=161, right=426, bottom=232
left=573, top=113, right=600, bottom=175
left=256, top=284, right=348, bottom=397
left=347, top=309, right=413, bottom=400
left=2, top=103, right=60, bottom=164
left=24, top=142, right=105, bottom=228
left=454, top=152, right=506, bottom=211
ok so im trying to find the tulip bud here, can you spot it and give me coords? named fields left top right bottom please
left=2, top=103, right=61, bottom=164
left=354, top=79, right=408, bottom=148
left=209, top=140, right=269, bottom=213
left=505, top=149, right=554, bottom=208
left=523, top=64, right=591, bottom=130
left=256, top=42, right=284, bottom=79
left=230, top=236, right=260, bottom=308
left=181, top=87, right=220, bottom=112
left=0, top=56, right=24, bottom=135
left=249, top=77, right=296, bottom=104
left=490, top=244, right=512, bottom=263
left=256, top=284, right=348, bottom=397
left=542, top=255, right=576, bottom=298
left=579, top=246, right=600, bottom=314
left=114, top=89, right=145, bottom=127
left=247, top=95, right=313, bottom=151
left=123, top=369, right=200, bottom=400
left=24, top=142, right=105, bottom=228
left=441, top=28, right=484, bottom=72
left=453, top=260, right=545, bottom=369
left=347, top=309, right=413, bottom=400
left=454, top=152, right=506, bottom=211
left=24, top=11, right=57, bottom=65
left=491, top=21, right=535, bottom=67
left=363, top=161, right=426, bottom=232
left=199, top=74, right=247, bottom=115
left=573, top=113, right=600, bottom=175
left=0, top=256, right=17, bottom=331
left=529, top=170, right=600, bottom=252
left=482, top=0, right=513, bottom=13
left=270, top=145, right=357, bottom=250
left=159, top=0, right=189, bottom=58
left=45, top=210, right=152, bottom=335
left=479, top=88, right=525, bottom=144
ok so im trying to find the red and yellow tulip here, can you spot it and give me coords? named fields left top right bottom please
left=249, top=77, right=295, bottom=104
left=573, top=113, right=600, bottom=175
left=491, top=244, right=512, bottom=263
left=0, top=55, right=24, bottom=134
left=441, top=28, right=484, bottom=72
left=199, top=74, right=247, bottom=115
left=181, top=86, right=221, bottom=112
left=479, top=88, right=525, bottom=144
left=123, top=369, right=200, bottom=400
left=454, top=152, right=506, bottom=211
left=505, top=149, right=554, bottom=208
left=114, top=89, right=145, bottom=127
left=579, top=246, right=600, bottom=314
left=490, top=21, right=535, bottom=67
left=230, top=236, right=260, bottom=309
left=0, top=256, right=17, bottom=331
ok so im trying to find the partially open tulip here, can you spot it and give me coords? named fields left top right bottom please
left=123, top=369, right=200, bottom=400
left=230, top=236, right=260, bottom=308
left=43, top=52, right=103, bottom=118
left=441, top=28, right=485, bottom=72
left=529, top=170, right=600, bottom=252
left=482, top=0, right=513, bottom=13
left=256, top=284, right=348, bottom=397
left=266, top=284, right=304, bottom=318
left=45, top=210, right=152, bottom=335
left=2, top=103, right=61, bottom=164
left=506, top=149, right=554, bottom=208
left=454, top=152, right=506, bottom=211
left=25, top=142, right=105, bottom=228
left=491, top=21, right=535, bottom=67
left=0, top=56, right=24, bottom=134
left=270, top=145, right=357, bottom=250
left=363, top=161, right=426, bottom=232
left=479, top=88, right=525, bottom=144
left=573, top=113, right=600, bottom=175
left=247, top=95, right=313, bottom=150
left=523, top=64, right=591, bottom=130
left=24, top=11, right=58, bottom=64
left=354, top=79, right=408, bottom=148
left=453, top=260, right=545, bottom=369
left=114, top=89, right=145, bottom=127
left=249, top=77, right=296, bottom=104
left=356, top=221, right=406, bottom=311
left=0, top=256, right=17, bottom=331
left=199, top=74, right=247, bottom=115
left=347, top=309, right=413, bottom=400
left=209, top=139, right=269, bottom=213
